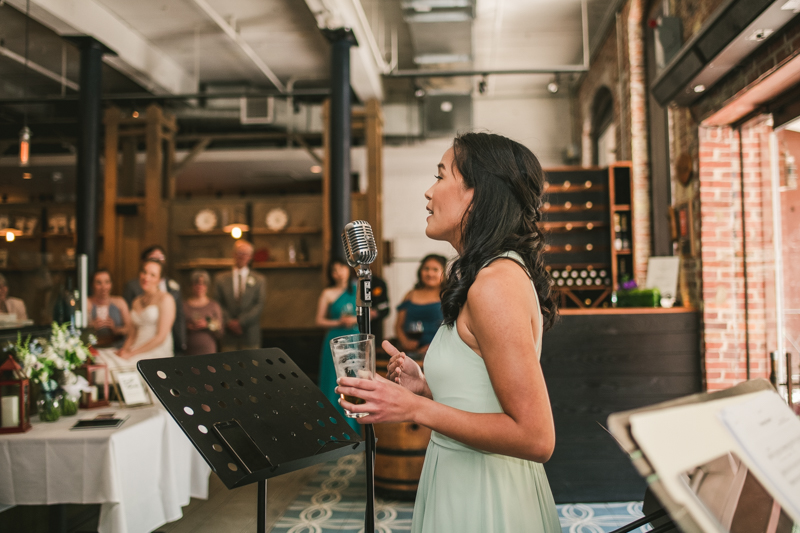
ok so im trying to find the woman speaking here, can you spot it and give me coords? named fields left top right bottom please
left=335, top=132, right=561, bottom=532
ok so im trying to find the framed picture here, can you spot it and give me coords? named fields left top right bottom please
left=111, top=369, right=152, bottom=407
left=670, top=201, right=696, bottom=257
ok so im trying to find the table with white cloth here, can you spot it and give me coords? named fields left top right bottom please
left=0, top=405, right=211, bottom=533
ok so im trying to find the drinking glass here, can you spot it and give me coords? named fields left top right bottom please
left=329, top=333, right=375, bottom=418
left=405, top=321, right=424, bottom=342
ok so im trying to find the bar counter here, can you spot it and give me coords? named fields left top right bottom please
left=541, top=307, right=701, bottom=503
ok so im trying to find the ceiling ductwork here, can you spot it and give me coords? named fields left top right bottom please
left=401, top=0, right=475, bottom=69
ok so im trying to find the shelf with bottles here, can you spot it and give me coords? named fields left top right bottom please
left=175, top=259, right=322, bottom=271
left=542, top=221, right=608, bottom=232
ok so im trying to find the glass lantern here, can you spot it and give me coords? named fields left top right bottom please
left=0, top=355, right=32, bottom=434
left=79, top=359, right=110, bottom=409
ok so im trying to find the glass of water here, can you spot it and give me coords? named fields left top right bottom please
left=329, top=333, right=376, bottom=418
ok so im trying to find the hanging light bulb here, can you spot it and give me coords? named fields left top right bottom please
left=19, top=127, right=31, bottom=167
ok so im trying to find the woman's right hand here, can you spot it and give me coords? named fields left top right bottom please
left=384, top=340, right=427, bottom=396
left=339, top=315, right=358, bottom=328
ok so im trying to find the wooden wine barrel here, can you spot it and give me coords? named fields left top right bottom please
left=374, top=354, right=431, bottom=500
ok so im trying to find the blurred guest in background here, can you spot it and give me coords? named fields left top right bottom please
left=394, top=254, right=446, bottom=356
left=0, top=273, right=27, bottom=321
left=87, top=269, right=131, bottom=347
left=100, top=259, right=175, bottom=369
left=184, top=269, right=223, bottom=356
left=316, top=258, right=359, bottom=431
left=123, top=244, right=186, bottom=354
left=214, top=240, right=266, bottom=351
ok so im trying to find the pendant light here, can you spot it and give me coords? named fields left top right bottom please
left=19, top=0, right=32, bottom=169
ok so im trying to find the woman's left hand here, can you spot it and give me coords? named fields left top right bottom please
left=336, top=374, right=421, bottom=424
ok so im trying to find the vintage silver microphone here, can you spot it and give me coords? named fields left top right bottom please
left=341, top=220, right=378, bottom=333
left=341, top=220, right=378, bottom=533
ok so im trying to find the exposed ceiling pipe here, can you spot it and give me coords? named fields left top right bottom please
left=0, top=44, right=79, bottom=91
left=385, top=66, right=588, bottom=78
left=0, top=89, right=330, bottom=105
left=581, top=0, right=590, bottom=68
left=192, top=0, right=286, bottom=93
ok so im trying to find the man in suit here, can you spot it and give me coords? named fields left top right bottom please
left=214, top=240, right=266, bottom=351
left=123, top=245, right=187, bottom=355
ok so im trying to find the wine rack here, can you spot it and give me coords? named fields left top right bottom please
left=542, top=162, right=633, bottom=309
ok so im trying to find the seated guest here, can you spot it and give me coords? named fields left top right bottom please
left=214, top=240, right=266, bottom=351
left=394, top=254, right=447, bottom=356
left=0, top=273, right=27, bottom=321
left=123, top=244, right=186, bottom=355
left=100, top=259, right=175, bottom=369
left=87, top=269, right=131, bottom=347
left=183, top=270, right=223, bottom=356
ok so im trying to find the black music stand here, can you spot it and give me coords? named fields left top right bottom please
left=138, top=348, right=365, bottom=532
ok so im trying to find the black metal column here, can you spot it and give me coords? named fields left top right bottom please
left=69, top=36, right=113, bottom=274
left=326, top=29, right=357, bottom=262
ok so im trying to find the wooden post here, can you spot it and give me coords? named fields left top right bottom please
left=144, top=104, right=165, bottom=248
left=102, top=107, right=120, bottom=282
left=322, top=99, right=331, bottom=286
left=365, top=99, right=384, bottom=278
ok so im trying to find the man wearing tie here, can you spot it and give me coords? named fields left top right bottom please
left=214, top=240, right=266, bottom=351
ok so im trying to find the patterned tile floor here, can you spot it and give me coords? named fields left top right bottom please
left=271, top=454, right=651, bottom=533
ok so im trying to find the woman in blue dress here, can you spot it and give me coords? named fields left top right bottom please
left=395, top=254, right=447, bottom=357
left=315, top=258, right=360, bottom=432
left=336, top=132, right=561, bottom=532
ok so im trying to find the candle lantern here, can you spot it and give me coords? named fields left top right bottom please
left=0, top=355, right=32, bottom=434
left=79, top=356, right=110, bottom=409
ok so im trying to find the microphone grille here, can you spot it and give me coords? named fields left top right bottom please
left=343, top=220, right=377, bottom=265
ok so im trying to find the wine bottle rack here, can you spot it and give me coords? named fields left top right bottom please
left=542, top=163, right=633, bottom=309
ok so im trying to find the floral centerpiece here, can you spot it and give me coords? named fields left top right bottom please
left=15, top=323, right=96, bottom=421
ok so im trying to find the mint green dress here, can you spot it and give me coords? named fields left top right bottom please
left=411, top=252, right=561, bottom=533
left=318, top=284, right=360, bottom=432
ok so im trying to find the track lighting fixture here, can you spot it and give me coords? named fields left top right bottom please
left=547, top=75, right=560, bottom=94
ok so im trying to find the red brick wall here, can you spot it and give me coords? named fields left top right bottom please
left=698, top=122, right=772, bottom=390
left=576, top=0, right=650, bottom=284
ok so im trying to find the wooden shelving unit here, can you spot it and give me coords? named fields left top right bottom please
left=542, top=162, right=633, bottom=309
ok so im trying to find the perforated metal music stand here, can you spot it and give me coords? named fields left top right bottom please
left=138, top=348, right=365, bottom=532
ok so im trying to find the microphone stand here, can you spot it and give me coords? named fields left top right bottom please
left=355, top=263, right=376, bottom=532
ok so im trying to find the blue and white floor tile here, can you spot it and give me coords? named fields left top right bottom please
left=272, top=454, right=648, bottom=533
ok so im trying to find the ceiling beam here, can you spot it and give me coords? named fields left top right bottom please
left=304, top=0, right=385, bottom=101
left=191, top=0, right=286, bottom=93
left=4, top=0, right=196, bottom=95
left=0, top=45, right=79, bottom=91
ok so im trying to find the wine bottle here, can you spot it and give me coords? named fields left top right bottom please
left=575, top=278, right=584, bottom=286
left=566, top=278, right=574, bottom=286
left=621, top=214, right=631, bottom=250
left=613, top=213, right=622, bottom=251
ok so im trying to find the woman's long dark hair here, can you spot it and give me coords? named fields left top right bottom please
left=327, top=258, right=354, bottom=293
left=440, top=132, right=558, bottom=331
left=414, top=254, right=448, bottom=290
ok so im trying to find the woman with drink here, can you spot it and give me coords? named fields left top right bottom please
left=183, top=269, right=223, bottom=356
left=336, top=132, right=561, bottom=532
left=87, top=269, right=131, bottom=347
left=395, top=254, right=446, bottom=356
left=315, top=258, right=359, bottom=431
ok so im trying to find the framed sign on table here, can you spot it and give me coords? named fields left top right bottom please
left=111, top=369, right=153, bottom=407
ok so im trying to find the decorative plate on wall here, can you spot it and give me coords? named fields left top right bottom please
left=265, top=208, right=289, bottom=231
left=194, top=209, right=218, bottom=232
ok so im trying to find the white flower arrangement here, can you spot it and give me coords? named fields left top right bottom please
left=16, top=323, right=96, bottom=386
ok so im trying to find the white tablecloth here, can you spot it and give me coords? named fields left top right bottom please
left=0, top=405, right=210, bottom=533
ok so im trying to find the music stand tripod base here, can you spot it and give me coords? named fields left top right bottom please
left=138, top=348, right=365, bottom=530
